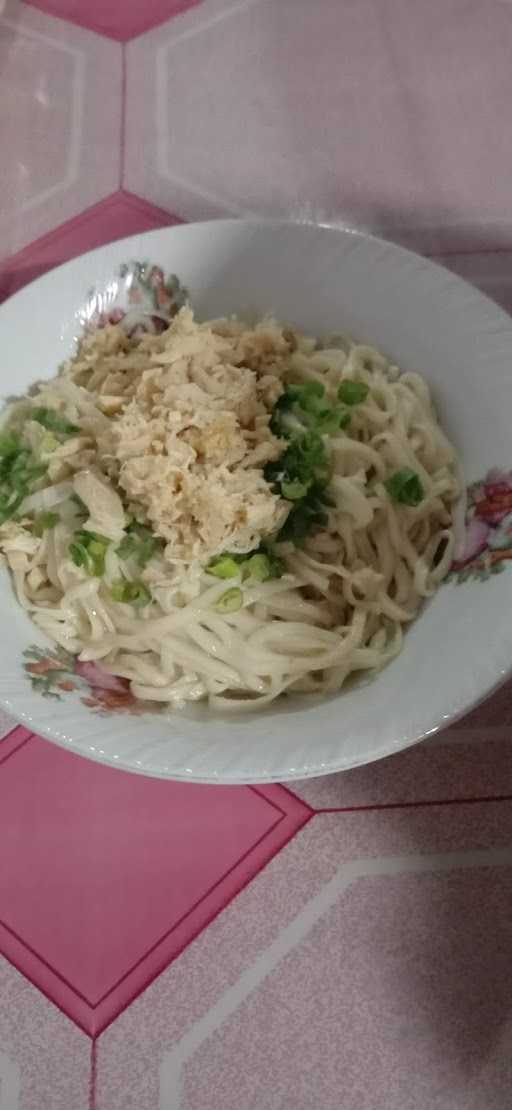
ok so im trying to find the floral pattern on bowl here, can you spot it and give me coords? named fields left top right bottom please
left=23, top=468, right=512, bottom=716
left=23, top=645, right=165, bottom=716
left=20, top=260, right=190, bottom=716
left=18, top=260, right=512, bottom=715
left=448, top=468, right=512, bottom=583
left=78, top=260, right=188, bottom=336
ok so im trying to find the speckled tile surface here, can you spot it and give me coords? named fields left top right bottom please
left=94, top=804, right=512, bottom=1110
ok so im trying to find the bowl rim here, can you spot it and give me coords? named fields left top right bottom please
left=1, top=217, right=512, bottom=782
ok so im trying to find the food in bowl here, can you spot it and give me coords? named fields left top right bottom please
left=0, top=302, right=460, bottom=711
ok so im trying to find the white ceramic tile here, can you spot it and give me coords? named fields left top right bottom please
left=0, top=957, right=90, bottom=1110
left=0, top=0, right=121, bottom=259
left=126, top=0, right=512, bottom=253
left=96, top=804, right=512, bottom=1109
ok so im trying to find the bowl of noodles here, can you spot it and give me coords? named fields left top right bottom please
left=0, top=220, right=511, bottom=783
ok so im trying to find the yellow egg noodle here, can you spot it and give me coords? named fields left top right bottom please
left=0, top=306, right=460, bottom=712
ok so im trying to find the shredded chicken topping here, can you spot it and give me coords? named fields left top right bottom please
left=40, top=307, right=296, bottom=562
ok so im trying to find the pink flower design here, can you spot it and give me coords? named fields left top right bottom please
left=451, top=468, right=512, bottom=579
left=488, top=512, right=512, bottom=552
left=474, top=470, right=512, bottom=525
left=26, top=658, right=66, bottom=676
left=81, top=689, right=143, bottom=713
left=453, top=517, right=490, bottom=568
left=155, top=287, right=173, bottom=310
left=148, top=266, right=165, bottom=289
left=75, top=660, right=148, bottom=713
left=74, top=660, right=129, bottom=693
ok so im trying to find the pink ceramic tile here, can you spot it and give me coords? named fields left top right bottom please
left=23, top=0, right=203, bottom=42
left=95, top=802, right=512, bottom=1109
left=0, top=2, right=121, bottom=260
left=0, top=728, right=34, bottom=764
left=125, top=0, right=512, bottom=252
left=0, top=956, right=90, bottom=1110
left=0, top=734, right=309, bottom=1035
left=0, top=189, right=181, bottom=301
left=290, top=680, right=512, bottom=810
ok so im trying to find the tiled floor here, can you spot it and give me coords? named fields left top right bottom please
left=1, top=0, right=512, bottom=1105
left=0, top=957, right=91, bottom=1110
left=0, top=3, right=121, bottom=259
left=0, top=731, right=309, bottom=1036
left=95, top=805, right=512, bottom=1110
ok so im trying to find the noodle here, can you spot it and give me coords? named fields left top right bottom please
left=0, top=308, right=460, bottom=711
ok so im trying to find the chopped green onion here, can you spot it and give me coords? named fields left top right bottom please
left=277, top=488, right=329, bottom=543
left=207, top=547, right=284, bottom=582
left=271, top=382, right=344, bottom=439
left=272, top=382, right=352, bottom=438
left=338, top=380, right=369, bottom=406
left=0, top=432, right=21, bottom=458
left=34, top=511, right=59, bottom=536
left=111, top=579, right=151, bottom=607
left=117, top=522, right=163, bottom=568
left=215, top=587, right=243, bottom=613
left=266, top=430, right=329, bottom=487
left=69, top=541, right=89, bottom=570
left=281, top=478, right=310, bottom=501
left=207, top=555, right=242, bottom=579
left=246, top=553, right=272, bottom=581
left=286, top=381, right=325, bottom=414
left=287, top=381, right=325, bottom=401
left=31, top=407, right=78, bottom=437
left=0, top=431, right=47, bottom=524
left=69, top=529, right=110, bottom=576
left=265, top=551, right=285, bottom=578
left=266, top=376, right=351, bottom=545
left=314, top=406, right=351, bottom=434
left=384, top=468, right=424, bottom=507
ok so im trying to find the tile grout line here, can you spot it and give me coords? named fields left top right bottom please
left=0, top=946, right=93, bottom=1038
left=0, top=725, right=28, bottom=746
left=248, top=784, right=287, bottom=818
left=0, top=806, right=309, bottom=1041
left=0, top=732, right=34, bottom=767
left=95, top=809, right=313, bottom=1040
left=0, top=815, right=287, bottom=1023
left=313, top=793, right=512, bottom=814
left=272, top=781, right=315, bottom=815
left=159, top=843, right=512, bottom=1108
left=91, top=812, right=287, bottom=1011
left=88, top=1039, right=97, bottom=1110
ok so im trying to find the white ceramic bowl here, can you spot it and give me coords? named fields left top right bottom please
left=1, top=220, right=511, bottom=783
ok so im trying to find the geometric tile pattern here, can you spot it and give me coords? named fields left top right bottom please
left=0, top=732, right=310, bottom=1036
left=0, top=957, right=90, bottom=1110
left=1, top=4, right=121, bottom=258
left=95, top=804, right=512, bottom=1109
left=23, top=0, right=203, bottom=43
left=3, top=0, right=512, bottom=1105
left=0, top=189, right=180, bottom=302
left=124, top=0, right=512, bottom=253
